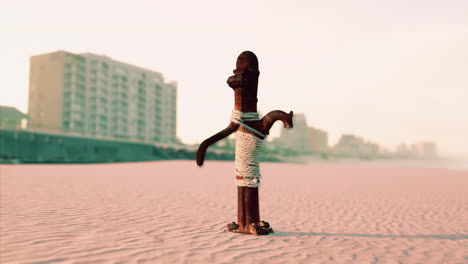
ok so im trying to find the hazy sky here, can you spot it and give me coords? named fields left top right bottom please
left=1, top=0, right=467, bottom=157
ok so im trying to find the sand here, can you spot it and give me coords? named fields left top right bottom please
left=0, top=161, right=467, bottom=263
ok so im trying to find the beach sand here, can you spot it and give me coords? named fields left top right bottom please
left=1, top=161, right=467, bottom=263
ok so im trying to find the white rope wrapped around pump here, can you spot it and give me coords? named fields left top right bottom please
left=231, top=110, right=266, bottom=188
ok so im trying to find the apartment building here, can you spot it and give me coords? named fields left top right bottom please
left=309, top=126, right=328, bottom=153
left=333, top=134, right=380, bottom=157
left=275, top=113, right=311, bottom=153
left=28, top=50, right=177, bottom=144
left=275, top=113, right=329, bottom=154
left=411, top=141, right=438, bottom=158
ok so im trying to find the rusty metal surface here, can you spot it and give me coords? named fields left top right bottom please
left=196, top=51, right=294, bottom=235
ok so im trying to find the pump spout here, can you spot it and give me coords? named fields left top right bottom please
left=260, top=110, right=294, bottom=136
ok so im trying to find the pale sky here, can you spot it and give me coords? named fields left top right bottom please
left=1, top=0, right=467, bottom=157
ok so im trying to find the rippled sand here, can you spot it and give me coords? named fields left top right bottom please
left=1, top=161, right=467, bottom=263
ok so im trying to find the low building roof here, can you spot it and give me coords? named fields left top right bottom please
left=0, top=105, right=27, bottom=118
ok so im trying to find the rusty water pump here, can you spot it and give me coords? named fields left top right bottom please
left=196, top=51, right=293, bottom=235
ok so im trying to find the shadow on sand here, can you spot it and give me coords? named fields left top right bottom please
left=271, top=232, right=467, bottom=240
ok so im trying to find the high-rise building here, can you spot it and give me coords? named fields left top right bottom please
left=276, top=113, right=312, bottom=153
left=274, top=113, right=329, bottom=154
left=309, top=126, right=328, bottom=153
left=28, top=50, right=177, bottom=144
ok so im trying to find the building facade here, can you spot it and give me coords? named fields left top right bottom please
left=333, top=134, right=380, bottom=158
left=276, top=113, right=312, bottom=153
left=274, top=113, right=328, bottom=154
left=411, top=141, right=437, bottom=158
left=309, top=126, right=328, bottom=153
left=28, top=51, right=177, bottom=144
